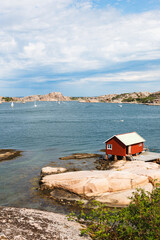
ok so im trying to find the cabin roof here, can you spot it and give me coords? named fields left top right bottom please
left=105, top=132, right=145, bottom=146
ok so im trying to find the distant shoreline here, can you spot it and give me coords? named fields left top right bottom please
left=0, top=90, right=160, bottom=105
left=1, top=100, right=160, bottom=106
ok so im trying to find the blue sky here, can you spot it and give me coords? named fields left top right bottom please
left=0, top=0, right=160, bottom=97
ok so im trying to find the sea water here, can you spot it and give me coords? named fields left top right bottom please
left=0, top=101, right=159, bottom=213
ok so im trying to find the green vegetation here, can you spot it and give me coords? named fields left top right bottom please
left=69, top=187, right=160, bottom=239
left=70, top=92, right=160, bottom=104
left=136, top=93, right=160, bottom=104
left=122, top=97, right=135, bottom=102
left=70, top=97, right=86, bottom=100
left=136, top=95, right=157, bottom=103
left=112, top=94, right=123, bottom=100
left=70, top=97, right=80, bottom=100
left=111, top=92, right=160, bottom=104
left=112, top=93, right=128, bottom=101
left=112, top=95, right=120, bottom=100
left=2, top=97, right=13, bottom=102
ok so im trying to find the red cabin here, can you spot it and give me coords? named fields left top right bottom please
left=104, top=132, right=145, bottom=160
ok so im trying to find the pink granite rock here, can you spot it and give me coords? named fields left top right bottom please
left=41, top=170, right=148, bottom=196
left=40, top=161, right=160, bottom=206
left=96, top=183, right=153, bottom=206
left=41, top=167, right=67, bottom=176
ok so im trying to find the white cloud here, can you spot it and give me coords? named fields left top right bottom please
left=23, top=42, right=46, bottom=59
left=0, top=32, right=17, bottom=54
left=0, top=0, right=160, bottom=89
left=69, top=69, right=160, bottom=85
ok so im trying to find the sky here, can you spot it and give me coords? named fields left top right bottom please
left=0, top=0, right=160, bottom=97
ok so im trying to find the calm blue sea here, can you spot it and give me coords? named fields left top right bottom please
left=0, top=101, right=160, bottom=212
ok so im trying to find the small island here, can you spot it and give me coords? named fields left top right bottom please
left=0, top=149, right=22, bottom=162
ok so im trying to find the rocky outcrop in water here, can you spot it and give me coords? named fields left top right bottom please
left=41, top=167, right=67, bottom=177
left=59, top=153, right=103, bottom=160
left=0, top=149, right=22, bottom=162
left=0, top=207, right=90, bottom=240
left=40, top=161, right=160, bottom=207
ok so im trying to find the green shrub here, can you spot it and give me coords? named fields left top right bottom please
left=136, top=96, right=156, bottom=103
left=2, top=97, right=13, bottom=102
left=69, top=187, right=160, bottom=239
left=122, top=97, right=135, bottom=102
left=70, top=97, right=79, bottom=100
left=112, top=93, right=128, bottom=101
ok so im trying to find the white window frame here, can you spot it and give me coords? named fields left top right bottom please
left=107, top=144, right=112, bottom=150
left=139, top=143, right=142, bottom=147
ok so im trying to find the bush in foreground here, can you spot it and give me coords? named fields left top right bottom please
left=69, top=187, right=160, bottom=239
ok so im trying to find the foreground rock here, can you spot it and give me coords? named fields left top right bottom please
left=112, top=160, right=160, bottom=184
left=0, top=207, right=90, bottom=240
left=0, top=149, right=22, bottom=162
left=60, top=153, right=102, bottom=160
left=41, top=170, right=149, bottom=196
left=40, top=161, right=160, bottom=207
left=96, top=183, right=153, bottom=205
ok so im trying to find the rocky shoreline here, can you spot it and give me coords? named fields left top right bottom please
left=59, top=153, right=103, bottom=160
left=0, top=90, right=160, bottom=105
left=40, top=160, right=160, bottom=207
left=1, top=151, right=160, bottom=239
left=0, top=207, right=90, bottom=240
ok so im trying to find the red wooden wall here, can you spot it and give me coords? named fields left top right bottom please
left=106, top=137, right=144, bottom=156
left=131, top=143, right=143, bottom=155
left=106, top=137, right=126, bottom=156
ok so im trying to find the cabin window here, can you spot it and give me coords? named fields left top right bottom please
left=107, top=144, right=112, bottom=150
left=139, top=143, right=142, bottom=147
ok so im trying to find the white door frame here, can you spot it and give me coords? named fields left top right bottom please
left=128, top=145, right=131, bottom=154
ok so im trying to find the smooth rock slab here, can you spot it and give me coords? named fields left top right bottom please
left=112, top=160, right=160, bottom=170
left=111, top=160, right=160, bottom=184
left=41, top=167, right=67, bottom=176
left=41, top=170, right=148, bottom=196
left=96, top=183, right=153, bottom=206
left=40, top=161, right=160, bottom=206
